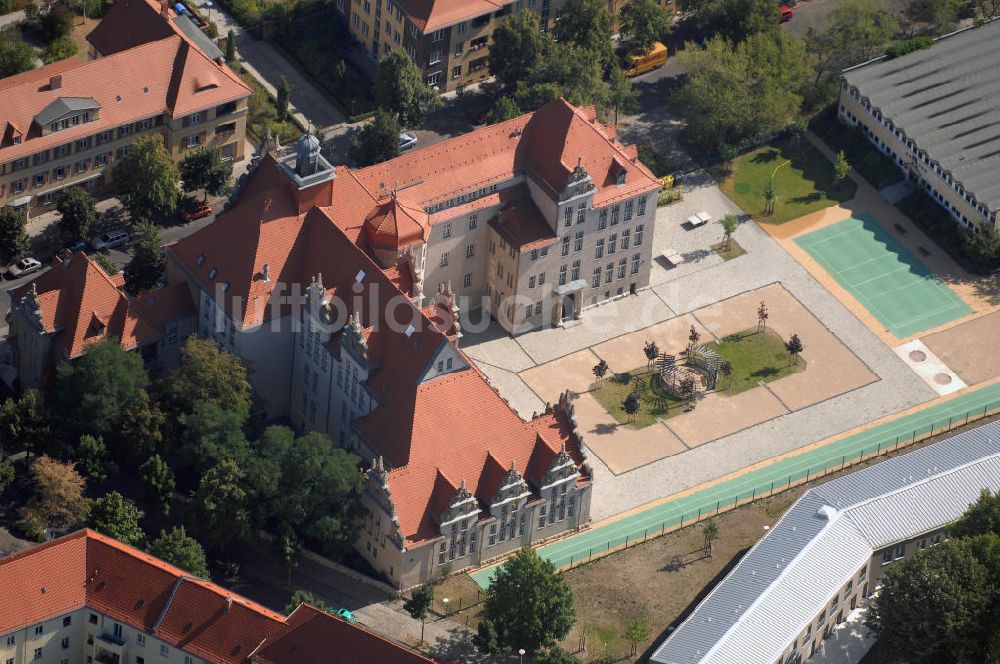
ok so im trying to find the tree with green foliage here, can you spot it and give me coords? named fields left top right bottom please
left=720, top=214, right=738, bottom=250
left=702, top=518, right=719, bottom=557
left=124, top=221, right=165, bottom=294
left=619, top=0, right=671, bottom=52
left=624, top=613, right=649, bottom=656
left=189, top=458, right=251, bottom=553
left=180, top=402, right=250, bottom=473
left=75, top=434, right=110, bottom=482
left=276, top=75, right=291, bottom=122
left=553, top=0, right=614, bottom=70
left=514, top=43, right=607, bottom=113
left=148, top=526, right=209, bottom=577
left=140, top=454, right=175, bottom=519
left=763, top=178, right=777, bottom=215
left=606, top=66, right=639, bottom=124
left=479, top=548, right=575, bottom=653
left=807, top=0, right=899, bottom=84
left=785, top=333, right=803, bottom=364
left=404, top=585, right=434, bottom=645
left=0, top=207, right=29, bottom=265
left=623, top=391, right=640, bottom=422
left=164, top=337, right=252, bottom=418
left=274, top=529, right=301, bottom=588
left=535, top=646, right=581, bottom=664
left=698, top=0, right=778, bottom=43
left=0, top=33, right=36, bottom=78
left=42, top=35, right=77, bottom=64
left=225, top=29, right=237, bottom=65
left=490, top=9, right=549, bottom=92
left=180, top=146, right=232, bottom=201
left=285, top=589, right=327, bottom=615
left=643, top=340, right=660, bottom=368
left=88, top=491, right=144, bottom=546
left=92, top=252, right=119, bottom=275
left=55, top=338, right=149, bottom=438
left=348, top=110, right=401, bottom=167
left=904, top=0, right=961, bottom=34
left=0, top=457, right=14, bottom=497
left=57, top=187, right=98, bottom=244
left=486, top=97, right=522, bottom=124
left=20, top=456, right=90, bottom=539
left=885, top=35, right=934, bottom=59
left=373, top=50, right=439, bottom=127
left=473, top=618, right=500, bottom=654
left=0, top=389, right=49, bottom=458
left=26, top=2, right=73, bottom=40
left=833, top=150, right=851, bottom=189
left=113, top=389, right=166, bottom=469
left=676, top=32, right=810, bottom=152
left=112, top=134, right=179, bottom=223
left=592, top=359, right=609, bottom=388
left=951, top=489, right=1000, bottom=539
left=963, top=227, right=1000, bottom=274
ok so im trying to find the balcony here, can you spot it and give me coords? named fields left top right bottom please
left=214, top=122, right=238, bottom=142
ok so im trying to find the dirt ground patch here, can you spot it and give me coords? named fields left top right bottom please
left=68, top=16, right=99, bottom=62
left=923, top=309, right=1000, bottom=386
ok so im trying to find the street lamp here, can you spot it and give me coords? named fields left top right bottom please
left=204, top=1, right=213, bottom=22
left=442, top=597, right=449, bottom=615
left=518, top=648, right=525, bottom=664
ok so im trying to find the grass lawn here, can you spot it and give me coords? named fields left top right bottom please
left=720, top=137, right=857, bottom=224
left=590, top=368, right=685, bottom=428
left=711, top=239, right=746, bottom=261
left=708, top=329, right=803, bottom=394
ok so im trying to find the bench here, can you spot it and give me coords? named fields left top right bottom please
left=662, top=248, right=683, bottom=266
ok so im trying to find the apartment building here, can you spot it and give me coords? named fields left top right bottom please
left=0, top=0, right=250, bottom=214
left=651, top=419, right=1000, bottom=664
left=338, top=0, right=569, bottom=93
left=838, top=19, right=1000, bottom=232
left=0, top=529, right=433, bottom=664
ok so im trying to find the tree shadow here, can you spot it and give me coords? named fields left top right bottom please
left=790, top=191, right=824, bottom=205
left=750, top=150, right=780, bottom=164
left=592, top=422, right=620, bottom=435
left=424, top=623, right=479, bottom=662
left=750, top=366, right=781, bottom=379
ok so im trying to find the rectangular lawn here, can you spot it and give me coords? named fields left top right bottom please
left=795, top=214, right=972, bottom=338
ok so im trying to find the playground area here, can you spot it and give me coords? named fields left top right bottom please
left=795, top=214, right=972, bottom=339
left=520, top=283, right=877, bottom=474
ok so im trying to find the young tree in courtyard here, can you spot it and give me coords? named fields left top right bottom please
left=763, top=177, right=777, bottom=216
left=276, top=75, right=291, bottom=122
left=404, top=585, right=434, bottom=645
left=180, top=146, right=232, bottom=201
left=74, top=434, right=110, bottom=482
left=148, top=526, right=209, bottom=577
left=0, top=208, right=29, bottom=265
left=623, top=613, right=649, bottom=656
left=349, top=110, right=401, bottom=167
left=20, top=457, right=90, bottom=539
left=702, top=518, right=719, bottom=558
left=478, top=548, right=575, bottom=653
left=373, top=50, right=439, bottom=127
left=834, top=150, right=851, bottom=190
left=592, top=359, right=609, bottom=388
left=786, top=333, right=803, bottom=365
left=88, top=491, right=144, bottom=547
left=643, top=340, right=660, bottom=368
left=757, top=300, right=768, bottom=332
left=949, top=489, right=1000, bottom=539
left=140, top=454, right=175, bottom=519
left=679, top=375, right=697, bottom=409
left=688, top=325, right=701, bottom=350
left=188, top=459, right=251, bottom=553
left=112, top=134, right=179, bottom=223
left=619, top=0, right=670, bottom=52
left=57, top=187, right=98, bottom=244
left=719, top=360, right=733, bottom=390
left=720, top=214, right=738, bottom=250
left=124, top=221, right=166, bottom=295
left=623, top=391, right=641, bottom=423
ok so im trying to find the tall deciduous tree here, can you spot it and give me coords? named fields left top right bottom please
left=284, top=589, right=327, bottom=615
left=535, top=647, right=581, bottom=664
left=148, top=526, right=209, bottom=577
left=276, top=75, right=291, bottom=122
left=20, top=456, right=90, bottom=539
left=112, top=134, right=179, bottom=223
left=88, top=491, right=144, bottom=547
left=55, top=338, right=149, bottom=438
left=720, top=214, right=738, bottom=250
left=124, top=221, right=165, bottom=295
left=404, top=586, right=434, bottom=644
left=164, top=337, right=252, bottom=417
left=553, top=0, right=614, bottom=69
left=0, top=389, right=49, bottom=458
left=834, top=150, right=851, bottom=189
left=0, top=33, right=36, bottom=78
left=606, top=66, right=639, bottom=125
left=180, top=402, right=250, bottom=473
left=623, top=613, right=649, bottom=656
left=373, top=50, right=439, bottom=127
left=140, top=454, right=175, bottom=519
left=903, top=0, right=961, bottom=34
left=189, top=459, right=251, bottom=553
left=180, top=146, right=233, bottom=201
left=950, top=489, right=1000, bottom=539
left=619, top=0, right=671, bottom=52
left=225, top=29, right=237, bottom=65
left=697, top=0, right=778, bottom=43
left=0, top=208, right=29, bottom=265
left=490, top=10, right=549, bottom=92
left=807, top=0, right=898, bottom=85
left=57, top=187, right=98, bottom=244
left=75, top=434, right=110, bottom=482
left=114, top=390, right=166, bottom=469
left=486, top=96, right=522, bottom=124
left=676, top=32, right=810, bottom=152
left=0, top=457, right=13, bottom=496
left=348, top=110, right=401, bottom=167
left=479, top=548, right=575, bottom=653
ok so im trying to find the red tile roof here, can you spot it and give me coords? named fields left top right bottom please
left=87, top=0, right=178, bottom=56
left=364, top=194, right=431, bottom=251
left=487, top=185, right=557, bottom=252
left=0, top=530, right=428, bottom=663
left=393, top=0, right=511, bottom=32
left=11, top=253, right=194, bottom=359
left=255, top=604, right=435, bottom=664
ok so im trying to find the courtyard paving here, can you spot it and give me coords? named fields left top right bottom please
left=462, top=175, right=934, bottom=521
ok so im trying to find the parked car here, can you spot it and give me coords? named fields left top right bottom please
left=623, top=41, right=668, bottom=78
left=779, top=5, right=793, bottom=22
left=91, top=229, right=129, bottom=251
left=334, top=608, right=357, bottom=624
left=54, top=240, right=86, bottom=260
left=6, top=257, right=42, bottom=279
left=182, top=201, right=213, bottom=222
left=399, top=132, right=418, bottom=151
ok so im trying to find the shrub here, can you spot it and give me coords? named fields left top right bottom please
left=886, top=36, right=934, bottom=59
left=42, top=35, right=77, bottom=63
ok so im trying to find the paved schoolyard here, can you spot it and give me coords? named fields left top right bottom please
left=795, top=214, right=971, bottom=339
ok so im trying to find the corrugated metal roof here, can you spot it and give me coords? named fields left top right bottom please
left=173, top=14, right=224, bottom=61
left=651, top=420, right=1000, bottom=664
left=842, top=19, right=1000, bottom=211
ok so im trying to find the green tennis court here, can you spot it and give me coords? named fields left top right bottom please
left=795, top=214, right=971, bottom=338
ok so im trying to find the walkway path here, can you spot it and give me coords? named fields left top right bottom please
left=472, top=378, right=1000, bottom=587
left=202, top=1, right=345, bottom=129
left=0, top=9, right=25, bottom=29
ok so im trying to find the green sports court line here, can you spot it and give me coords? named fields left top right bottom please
left=795, top=214, right=971, bottom=338
left=470, top=381, right=1000, bottom=589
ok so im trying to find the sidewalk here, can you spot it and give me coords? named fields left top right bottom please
left=201, top=1, right=345, bottom=130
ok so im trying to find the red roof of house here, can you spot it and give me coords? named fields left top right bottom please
left=487, top=184, right=557, bottom=252
left=11, top=253, right=194, bottom=359
left=255, top=604, right=435, bottom=664
left=0, top=530, right=428, bottom=663
left=392, top=0, right=511, bottom=32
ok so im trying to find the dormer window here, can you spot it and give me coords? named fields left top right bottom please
left=12, top=134, right=20, bottom=145
left=616, top=170, right=626, bottom=185
left=196, top=254, right=205, bottom=266
left=208, top=267, right=218, bottom=279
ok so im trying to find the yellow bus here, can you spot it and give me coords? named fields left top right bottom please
left=624, top=41, right=668, bottom=77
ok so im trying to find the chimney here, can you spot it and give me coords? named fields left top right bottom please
left=261, top=263, right=270, bottom=282
left=49, top=75, right=61, bottom=90
left=225, top=597, right=233, bottom=613
left=160, top=0, right=169, bottom=15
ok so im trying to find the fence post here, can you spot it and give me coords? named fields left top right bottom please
left=570, top=555, right=574, bottom=568
left=770, top=481, right=774, bottom=495
left=680, top=514, right=684, bottom=528
left=806, top=469, right=810, bottom=482
left=716, top=500, right=720, bottom=515
left=625, top=536, right=629, bottom=549
left=787, top=475, right=791, bottom=488
left=697, top=507, right=702, bottom=521
left=877, top=441, right=881, bottom=455
left=661, top=522, right=666, bottom=535
left=644, top=528, right=648, bottom=542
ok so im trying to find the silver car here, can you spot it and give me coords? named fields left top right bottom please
left=399, top=132, right=418, bottom=151
left=91, top=229, right=129, bottom=251
left=6, top=257, right=42, bottom=279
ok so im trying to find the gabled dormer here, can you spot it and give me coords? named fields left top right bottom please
left=35, top=93, right=101, bottom=136
left=439, top=477, right=480, bottom=529
left=3, top=121, right=23, bottom=148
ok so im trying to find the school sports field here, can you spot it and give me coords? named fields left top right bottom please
left=794, top=214, right=971, bottom=338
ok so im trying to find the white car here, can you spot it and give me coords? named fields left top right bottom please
left=91, top=229, right=129, bottom=252
left=399, top=132, right=418, bottom=151
left=6, top=257, right=42, bottom=279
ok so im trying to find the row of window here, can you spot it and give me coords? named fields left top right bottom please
left=2, top=150, right=120, bottom=197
